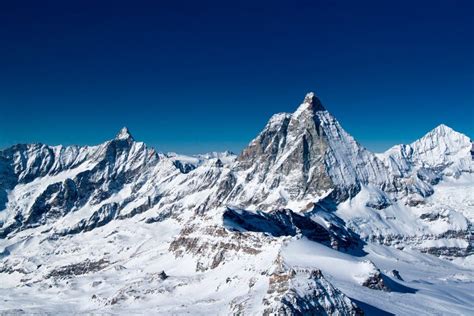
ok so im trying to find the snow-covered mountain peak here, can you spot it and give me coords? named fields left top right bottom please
left=223, top=92, right=393, bottom=210
left=379, top=123, right=472, bottom=183
left=410, top=124, right=471, bottom=166
left=415, top=124, right=469, bottom=146
left=431, top=123, right=453, bottom=134
left=115, top=126, right=134, bottom=141
left=294, top=91, right=325, bottom=116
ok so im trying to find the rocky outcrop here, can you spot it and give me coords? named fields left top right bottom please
left=223, top=208, right=358, bottom=250
left=215, top=93, right=393, bottom=210
left=361, top=270, right=390, bottom=292
left=169, top=222, right=267, bottom=271
left=263, top=266, right=363, bottom=315
left=379, top=124, right=473, bottom=190
left=46, top=258, right=110, bottom=279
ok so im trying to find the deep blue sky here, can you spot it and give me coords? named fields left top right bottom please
left=0, top=0, right=472, bottom=154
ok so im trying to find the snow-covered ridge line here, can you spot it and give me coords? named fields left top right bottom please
left=378, top=123, right=473, bottom=178
left=0, top=91, right=472, bottom=315
left=0, top=92, right=472, bottom=240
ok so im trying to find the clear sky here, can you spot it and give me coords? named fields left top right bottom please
left=0, top=0, right=472, bottom=154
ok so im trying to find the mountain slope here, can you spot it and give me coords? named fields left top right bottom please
left=379, top=124, right=473, bottom=181
left=213, top=93, right=393, bottom=212
left=0, top=92, right=473, bottom=315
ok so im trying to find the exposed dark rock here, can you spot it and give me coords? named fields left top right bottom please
left=417, top=168, right=442, bottom=185
left=223, top=208, right=358, bottom=250
left=158, top=271, right=168, bottom=280
left=46, top=258, right=110, bottom=279
left=214, top=159, right=224, bottom=168
left=406, top=197, right=425, bottom=207
left=145, top=210, right=172, bottom=224
left=420, top=212, right=446, bottom=221
left=173, top=160, right=197, bottom=174
left=365, top=193, right=392, bottom=210
left=263, top=265, right=363, bottom=316
left=57, top=203, right=119, bottom=236
left=420, top=245, right=472, bottom=258
left=362, top=270, right=390, bottom=292
left=169, top=224, right=264, bottom=271
left=390, top=270, right=403, bottom=281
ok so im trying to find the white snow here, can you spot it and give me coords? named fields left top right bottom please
left=0, top=93, right=472, bottom=315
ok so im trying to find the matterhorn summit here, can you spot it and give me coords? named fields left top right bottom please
left=296, top=91, right=326, bottom=113
left=115, top=126, right=134, bottom=141
left=221, top=92, right=392, bottom=210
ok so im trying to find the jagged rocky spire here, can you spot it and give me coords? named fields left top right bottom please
left=299, top=92, right=326, bottom=113
left=229, top=91, right=394, bottom=208
left=115, top=127, right=134, bottom=141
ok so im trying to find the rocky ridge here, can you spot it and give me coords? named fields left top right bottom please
left=0, top=92, right=472, bottom=314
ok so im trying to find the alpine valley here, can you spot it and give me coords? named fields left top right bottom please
left=1, top=93, right=473, bottom=315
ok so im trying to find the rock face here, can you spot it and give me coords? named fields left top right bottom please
left=0, top=130, right=173, bottom=238
left=223, top=208, right=357, bottom=250
left=217, top=93, right=392, bottom=210
left=47, top=258, right=110, bottom=279
left=0, top=92, right=472, bottom=314
left=263, top=268, right=363, bottom=316
left=381, top=124, right=473, bottom=177
left=361, top=269, right=390, bottom=292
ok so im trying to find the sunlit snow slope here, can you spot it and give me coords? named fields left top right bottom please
left=0, top=93, right=472, bottom=315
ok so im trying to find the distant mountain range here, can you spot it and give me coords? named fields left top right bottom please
left=0, top=92, right=473, bottom=315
